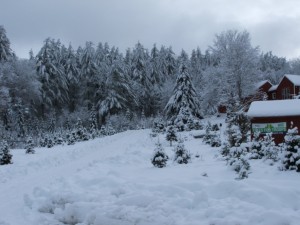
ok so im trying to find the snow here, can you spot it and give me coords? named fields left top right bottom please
left=268, top=84, right=278, bottom=91
left=1, top=124, right=300, bottom=225
left=255, top=80, right=270, bottom=90
left=247, top=99, right=300, bottom=117
left=285, top=74, right=300, bottom=86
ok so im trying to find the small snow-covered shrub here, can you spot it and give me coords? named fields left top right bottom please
left=151, top=143, right=168, bottom=168
left=226, top=143, right=251, bottom=179
left=222, top=116, right=251, bottom=179
left=0, top=141, right=12, bottom=165
left=249, top=132, right=264, bottom=159
left=66, top=131, right=76, bottom=145
left=210, top=133, right=221, bottom=147
left=282, top=127, right=300, bottom=172
left=250, top=133, right=279, bottom=161
left=261, top=133, right=279, bottom=161
left=152, top=118, right=166, bottom=134
left=25, top=136, right=35, bottom=154
left=203, top=122, right=212, bottom=144
left=173, top=139, right=191, bottom=164
left=166, top=125, right=178, bottom=146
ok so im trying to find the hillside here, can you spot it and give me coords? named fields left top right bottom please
left=1, top=126, right=300, bottom=225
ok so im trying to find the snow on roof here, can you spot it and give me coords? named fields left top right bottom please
left=284, top=74, right=300, bottom=86
left=255, top=80, right=271, bottom=89
left=247, top=99, right=300, bottom=117
left=268, top=85, right=278, bottom=91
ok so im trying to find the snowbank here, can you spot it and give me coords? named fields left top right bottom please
left=0, top=129, right=300, bottom=225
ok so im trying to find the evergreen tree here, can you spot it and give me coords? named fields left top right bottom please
left=173, top=139, right=191, bottom=164
left=282, top=127, right=300, bottom=172
left=89, top=106, right=98, bottom=139
left=151, top=142, right=168, bottom=168
left=25, top=136, right=35, bottom=154
left=0, top=141, right=12, bottom=165
left=166, top=125, right=177, bottom=146
left=0, top=26, right=14, bottom=62
left=36, top=38, right=68, bottom=116
left=165, top=63, right=201, bottom=128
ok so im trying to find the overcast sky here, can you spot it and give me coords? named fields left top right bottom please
left=1, top=0, right=300, bottom=59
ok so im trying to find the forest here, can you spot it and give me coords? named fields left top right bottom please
left=0, top=25, right=300, bottom=147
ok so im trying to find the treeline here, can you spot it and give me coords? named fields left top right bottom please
left=1, top=26, right=300, bottom=145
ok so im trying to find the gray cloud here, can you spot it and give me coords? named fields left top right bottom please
left=1, top=0, right=300, bottom=59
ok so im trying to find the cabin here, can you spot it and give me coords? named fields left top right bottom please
left=267, top=74, right=300, bottom=100
left=247, top=99, right=300, bottom=144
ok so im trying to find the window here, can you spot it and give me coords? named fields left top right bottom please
left=272, top=92, right=276, bottom=100
left=282, top=88, right=290, bottom=99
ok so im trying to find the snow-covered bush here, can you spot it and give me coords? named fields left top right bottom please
left=249, top=132, right=264, bottom=159
left=166, top=125, right=178, bottom=146
left=74, top=118, right=90, bottom=141
left=210, top=133, right=221, bottom=147
left=221, top=114, right=251, bottom=179
left=0, top=141, right=12, bottom=165
left=203, top=122, right=212, bottom=144
left=282, top=127, right=300, bottom=172
left=152, top=118, right=166, bottom=133
left=261, top=133, right=279, bottom=161
left=151, top=143, right=168, bottom=168
left=25, top=136, right=35, bottom=154
left=173, top=139, right=191, bottom=164
left=203, top=122, right=221, bottom=147
left=226, top=143, right=251, bottom=179
left=250, top=133, right=279, bottom=161
left=66, top=131, right=76, bottom=145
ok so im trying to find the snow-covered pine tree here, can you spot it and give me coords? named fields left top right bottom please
left=203, top=121, right=212, bottom=144
left=106, top=121, right=116, bottom=136
left=221, top=112, right=251, bottom=179
left=25, top=136, right=35, bottom=154
left=282, top=127, right=300, bottom=172
left=36, top=38, right=68, bottom=116
left=89, top=106, right=98, bottom=139
left=0, top=26, right=15, bottom=62
left=74, top=118, right=89, bottom=141
left=46, top=134, right=55, bottom=148
left=261, top=133, right=278, bottom=161
left=173, top=139, right=191, bottom=164
left=66, top=130, right=76, bottom=145
left=250, top=132, right=264, bottom=159
left=151, top=142, right=168, bottom=168
left=0, top=141, right=12, bottom=165
left=166, top=125, right=177, bottom=146
left=100, top=125, right=107, bottom=136
left=165, top=63, right=201, bottom=131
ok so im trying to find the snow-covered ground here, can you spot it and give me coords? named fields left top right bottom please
left=1, top=122, right=300, bottom=225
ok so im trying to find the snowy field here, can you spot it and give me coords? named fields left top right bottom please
left=1, top=123, right=300, bottom=225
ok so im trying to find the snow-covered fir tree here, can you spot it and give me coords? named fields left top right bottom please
left=261, top=133, right=278, bottom=161
left=173, top=139, right=191, bottom=164
left=221, top=113, right=251, bottom=179
left=250, top=132, right=264, bottom=159
left=25, top=136, right=35, bottom=154
left=0, top=141, right=12, bottom=165
left=282, top=127, right=300, bottom=172
left=151, top=142, right=168, bottom=168
left=74, top=118, right=89, bottom=141
left=152, top=118, right=166, bottom=134
left=0, top=25, right=15, bottom=62
left=165, top=63, right=201, bottom=131
left=89, top=106, right=98, bottom=139
left=166, top=125, right=177, bottom=146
